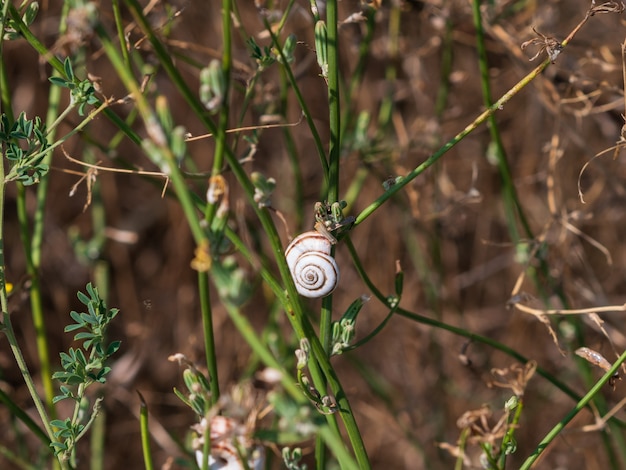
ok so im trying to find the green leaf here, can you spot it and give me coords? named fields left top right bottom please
left=64, top=323, right=83, bottom=332
left=395, top=268, right=404, bottom=298
left=23, top=2, right=39, bottom=26
left=49, top=441, right=68, bottom=451
left=86, top=282, right=97, bottom=299
left=50, top=419, right=69, bottom=429
left=77, top=292, right=90, bottom=307
left=49, top=76, right=69, bottom=87
left=74, top=331, right=95, bottom=341
left=63, top=58, right=74, bottom=81
left=106, top=341, right=121, bottom=356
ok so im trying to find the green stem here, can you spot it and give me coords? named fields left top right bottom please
left=0, top=242, right=57, bottom=455
left=112, top=0, right=131, bottom=68
left=198, top=271, right=219, bottom=403
left=340, top=9, right=375, bottom=142
left=15, top=209, right=56, bottom=409
left=354, top=0, right=602, bottom=227
left=89, top=409, right=105, bottom=470
left=0, top=386, right=49, bottom=445
left=471, top=0, right=525, bottom=242
left=138, top=392, right=155, bottom=470
left=95, top=24, right=206, bottom=246
left=354, top=54, right=552, bottom=226
left=222, top=225, right=364, bottom=463
left=326, top=0, right=340, bottom=203
left=344, top=236, right=606, bottom=408
left=318, top=1, right=340, bottom=462
left=264, top=21, right=329, bottom=184
left=0, top=444, right=38, bottom=470
left=498, top=397, right=524, bottom=468
left=519, top=349, right=626, bottom=470
left=204, top=0, right=232, bottom=224
left=1, top=13, right=60, bottom=463
left=279, top=67, right=305, bottom=230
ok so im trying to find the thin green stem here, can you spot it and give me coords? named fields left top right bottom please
left=471, top=6, right=626, bottom=465
left=434, top=13, right=454, bottom=119
left=274, top=0, right=298, bottom=34
left=354, top=54, right=551, bottom=226
left=138, top=392, right=155, bottom=470
left=96, top=24, right=206, bottom=246
left=198, top=271, right=219, bottom=403
left=317, top=1, right=341, bottom=462
left=112, top=0, right=131, bottom=68
left=519, top=349, right=626, bottom=470
left=204, top=0, right=232, bottom=223
left=89, top=409, right=105, bottom=470
left=376, top=1, right=400, bottom=133
left=326, top=0, right=340, bottom=203
left=344, top=236, right=610, bottom=408
left=24, top=51, right=70, bottom=427
left=0, top=1, right=61, bottom=462
left=0, top=444, right=38, bottom=470
left=340, top=9, right=375, bottom=142
left=317, top=10, right=341, bottom=465
left=355, top=0, right=606, bottom=227
left=0, top=386, right=49, bottom=445
left=221, top=287, right=354, bottom=469
left=498, top=398, right=524, bottom=468
left=0, top=280, right=57, bottom=452
left=279, top=67, right=305, bottom=230
left=264, top=21, right=329, bottom=184
left=471, top=0, right=526, bottom=242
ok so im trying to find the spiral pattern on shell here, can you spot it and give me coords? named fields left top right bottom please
left=285, top=231, right=339, bottom=298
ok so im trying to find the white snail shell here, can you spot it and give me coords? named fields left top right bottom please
left=285, top=231, right=339, bottom=298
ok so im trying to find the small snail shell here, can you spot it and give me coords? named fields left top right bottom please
left=285, top=231, right=339, bottom=298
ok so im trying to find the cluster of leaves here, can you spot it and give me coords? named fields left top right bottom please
left=173, top=361, right=212, bottom=418
left=0, top=112, right=50, bottom=185
left=52, top=283, right=120, bottom=403
left=247, top=34, right=296, bottom=70
left=49, top=58, right=99, bottom=116
left=50, top=283, right=120, bottom=458
left=2, top=0, right=38, bottom=41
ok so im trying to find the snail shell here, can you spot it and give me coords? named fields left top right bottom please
left=285, top=231, right=339, bottom=298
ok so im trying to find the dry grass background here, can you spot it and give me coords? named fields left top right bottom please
left=2, top=0, right=626, bottom=468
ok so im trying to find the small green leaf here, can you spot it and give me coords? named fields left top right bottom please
left=63, top=58, right=74, bottom=81
left=49, top=441, right=68, bottom=451
left=77, top=290, right=90, bottom=306
left=395, top=268, right=404, bottom=298
left=49, top=76, right=69, bottom=87
left=50, top=419, right=69, bottom=429
left=23, top=2, right=39, bottom=26
left=64, top=323, right=83, bottom=333
left=106, top=341, right=121, bottom=356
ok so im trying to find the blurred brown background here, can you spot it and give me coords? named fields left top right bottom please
left=2, top=0, right=626, bottom=468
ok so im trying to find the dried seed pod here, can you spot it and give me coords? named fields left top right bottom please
left=576, top=347, right=612, bottom=372
left=575, top=347, right=620, bottom=387
left=285, top=231, right=339, bottom=298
